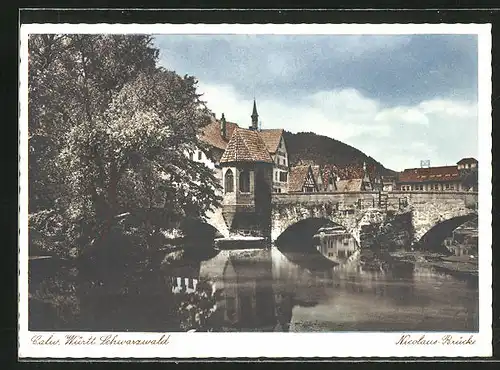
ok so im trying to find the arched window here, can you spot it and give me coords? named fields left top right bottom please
left=239, top=170, right=250, bottom=193
left=224, top=169, right=234, bottom=193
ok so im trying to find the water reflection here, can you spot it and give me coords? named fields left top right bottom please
left=314, top=226, right=358, bottom=264
left=164, top=244, right=478, bottom=332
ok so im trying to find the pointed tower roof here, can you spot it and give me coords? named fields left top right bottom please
left=250, top=99, right=259, bottom=130
left=252, top=99, right=258, bottom=118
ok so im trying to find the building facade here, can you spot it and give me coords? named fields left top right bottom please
left=288, top=165, right=319, bottom=193
left=327, top=162, right=376, bottom=192
left=219, top=127, right=274, bottom=237
left=381, top=175, right=397, bottom=192
left=192, top=100, right=290, bottom=193
left=397, top=158, right=478, bottom=192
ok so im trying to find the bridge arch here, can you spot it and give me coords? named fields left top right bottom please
left=274, top=217, right=359, bottom=251
left=417, top=214, right=477, bottom=252
left=180, top=218, right=225, bottom=242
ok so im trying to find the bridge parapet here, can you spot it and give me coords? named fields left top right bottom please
left=272, top=191, right=478, bottom=210
left=271, top=191, right=478, bottom=248
left=272, top=192, right=382, bottom=211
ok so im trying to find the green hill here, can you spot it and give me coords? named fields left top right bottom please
left=284, top=131, right=396, bottom=176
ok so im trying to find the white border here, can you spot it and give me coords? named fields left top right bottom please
left=19, top=23, right=492, bottom=359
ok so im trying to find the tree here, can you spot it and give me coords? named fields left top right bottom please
left=28, top=35, right=158, bottom=214
left=28, top=34, right=221, bottom=258
left=60, top=69, right=222, bottom=252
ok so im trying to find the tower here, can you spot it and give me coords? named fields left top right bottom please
left=250, top=99, right=259, bottom=131
left=219, top=128, right=273, bottom=238
left=220, top=113, right=227, bottom=139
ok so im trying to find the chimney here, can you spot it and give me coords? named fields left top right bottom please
left=220, top=113, right=227, bottom=139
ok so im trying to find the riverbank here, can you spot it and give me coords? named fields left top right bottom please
left=390, top=250, right=478, bottom=280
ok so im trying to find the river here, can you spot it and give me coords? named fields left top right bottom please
left=29, top=240, right=479, bottom=333
left=167, top=242, right=479, bottom=332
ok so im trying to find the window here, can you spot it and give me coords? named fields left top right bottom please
left=445, top=183, right=455, bottom=191
left=275, top=171, right=278, bottom=181
left=198, top=151, right=202, bottom=160
left=415, top=184, right=424, bottom=191
left=224, top=169, right=234, bottom=193
left=279, top=171, right=288, bottom=182
left=343, top=238, right=349, bottom=246
left=278, top=188, right=282, bottom=193
left=273, top=188, right=278, bottom=193
left=431, top=183, right=440, bottom=191
left=189, top=152, right=193, bottom=161
left=239, top=170, right=250, bottom=193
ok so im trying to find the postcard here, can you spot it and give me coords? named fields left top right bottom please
left=19, top=22, right=492, bottom=359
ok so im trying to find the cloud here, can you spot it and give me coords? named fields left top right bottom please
left=153, top=34, right=478, bottom=172
left=154, top=34, right=477, bottom=107
left=196, top=81, right=478, bottom=172
left=375, top=107, right=430, bottom=126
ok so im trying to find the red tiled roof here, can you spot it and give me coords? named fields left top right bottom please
left=318, top=166, right=335, bottom=186
left=257, top=129, right=284, bottom=154
left=336, top=179, right=363, bottom=192
left=220, top=128, right=273, bottom=164
left=398, top=166, right=461, bottom=183
left=200, top=117, right=239, bottom=150
left=324, top=163, right=376, bottom=181
left=457, top=157, right=478, bottom=165
left=288, top=165, right=315, bottom=192
left=200, top=118, right=285, bottom=156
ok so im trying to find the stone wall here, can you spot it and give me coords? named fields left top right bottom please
left=273, top=191, right=478, bottom=213
left=270, top=199, right=362, bottom=243
left=272, top=192, right=380, bottom=209
left=270, top=191, right=477, bottom=250
left=402, top=193, right=477, bottom=242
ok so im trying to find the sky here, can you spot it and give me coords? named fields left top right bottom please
left=154, top=34, right=478, bottom=171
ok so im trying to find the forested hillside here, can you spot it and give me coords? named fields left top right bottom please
left=284, top=131, right=396, bottom=176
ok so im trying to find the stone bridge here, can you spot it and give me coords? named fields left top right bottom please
left=270, top=191, right=478, bottom=250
